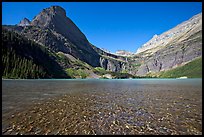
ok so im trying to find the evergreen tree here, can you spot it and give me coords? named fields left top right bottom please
left=2, top=27, right=69, bottom=79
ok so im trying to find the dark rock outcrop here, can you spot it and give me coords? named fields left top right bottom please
left=8, top=6, right=101, bottom=67
left=99, top=57, right=125, bottom=72
left=31, top=6, right=91, bottom=51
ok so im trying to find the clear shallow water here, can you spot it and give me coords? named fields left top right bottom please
left=2, top=79, right=202, bottom=135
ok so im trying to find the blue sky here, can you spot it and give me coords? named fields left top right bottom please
left=2, top=2, right=202, bottom=53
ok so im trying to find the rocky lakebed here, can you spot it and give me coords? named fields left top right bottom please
left=2, top=79, right=202, bottom=135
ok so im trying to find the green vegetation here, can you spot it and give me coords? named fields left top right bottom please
left=132, top=63, right=142, bottom=69
left=109, top=72, right=134, bottom=79
left=99, top=76, right=109, bottom=79
left=93, top=67, right=135, bottom=79
left=65, top=68, right=88, bottom=79
left=121, top=70, right=128, bottom=73
left=93, top=67, right=107, bottom=75
left=159, top=57, right=202, bottom=78
left=56, top=52, right=72, bottom=68
left=73, top=59, right=91, bottom=69
left=2, top=47, right=46, bottom=79
left=56, top=52, right=93, bottom=70
left=186, top=30, right=202, bottom=41
left=134, top=75, right=158, bottom=78
left=101, top=55, right=126, bottom=63
left=2, top=27, right=69, bottom=79
left=56, top=52, right=94, bottom=79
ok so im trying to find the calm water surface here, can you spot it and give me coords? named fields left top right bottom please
left=2, top=79, right=202, bottom=135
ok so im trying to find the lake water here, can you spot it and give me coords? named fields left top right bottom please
left=2, top=79, right=202, bottom=135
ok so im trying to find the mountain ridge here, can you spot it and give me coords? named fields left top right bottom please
left=2, top=6, right=202, bottom=78
left=136, top=12, right=202, bottom=55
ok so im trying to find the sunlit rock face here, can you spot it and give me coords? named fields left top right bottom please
left=99, top=57, right=125, bottom=72
left=136, top=13, right=202, bottom=54
left=134, top=13, right=202, bottom=76
left=115, top=50, right=134, bottom=57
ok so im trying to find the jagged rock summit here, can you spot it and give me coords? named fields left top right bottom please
left=14, top=5, right=101, bottom=67
left=31, top=6, right=66, bottom=28
left=17, top=18, right=31, bottom=26
left=30, top=5, right=89, bottom=50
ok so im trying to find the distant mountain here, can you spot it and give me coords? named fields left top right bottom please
left=115, top=50, right=134, bottom=56
left=17, top=18, right=31, bottom=27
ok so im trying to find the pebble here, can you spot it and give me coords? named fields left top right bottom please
left=2, top=89, right=202, bottom=135
left=125, top=125, right=130, bottom=129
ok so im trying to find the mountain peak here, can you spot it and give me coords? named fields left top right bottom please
left=47, top=6, right=66, bottom=17
left=17, top=18, right=31, bottom=26
left=31, top=6, right=66, bottom=28
left=30, top=5, right=95, bottom=56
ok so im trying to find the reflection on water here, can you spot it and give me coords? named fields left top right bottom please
left=2, top=79, right=202, bottom=135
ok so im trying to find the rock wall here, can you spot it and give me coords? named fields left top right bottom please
left=136, top=35, right=202, bottom=76
left=136, top=13, right=202, bottom=54
left=99, top=57, right=126, bottom=72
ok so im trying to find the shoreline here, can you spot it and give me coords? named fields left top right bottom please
left=2, top=78, right=202, bottom=80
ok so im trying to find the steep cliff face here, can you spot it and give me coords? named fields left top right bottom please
left=91, top=44, right=129, bottom=72
left=133, top=13, right=202, bottom=76
left=136, top=30, right=202, bottom=76
left=31, top=6, right=91, bottom=51
left=99, top=57, right=126, bottom=72
left=6, top=6, right=100, bottom=67
left=136, top=13, right=202, bottom=55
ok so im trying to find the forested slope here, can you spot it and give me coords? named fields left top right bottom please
left=2, top=27, right=69, bottom=79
